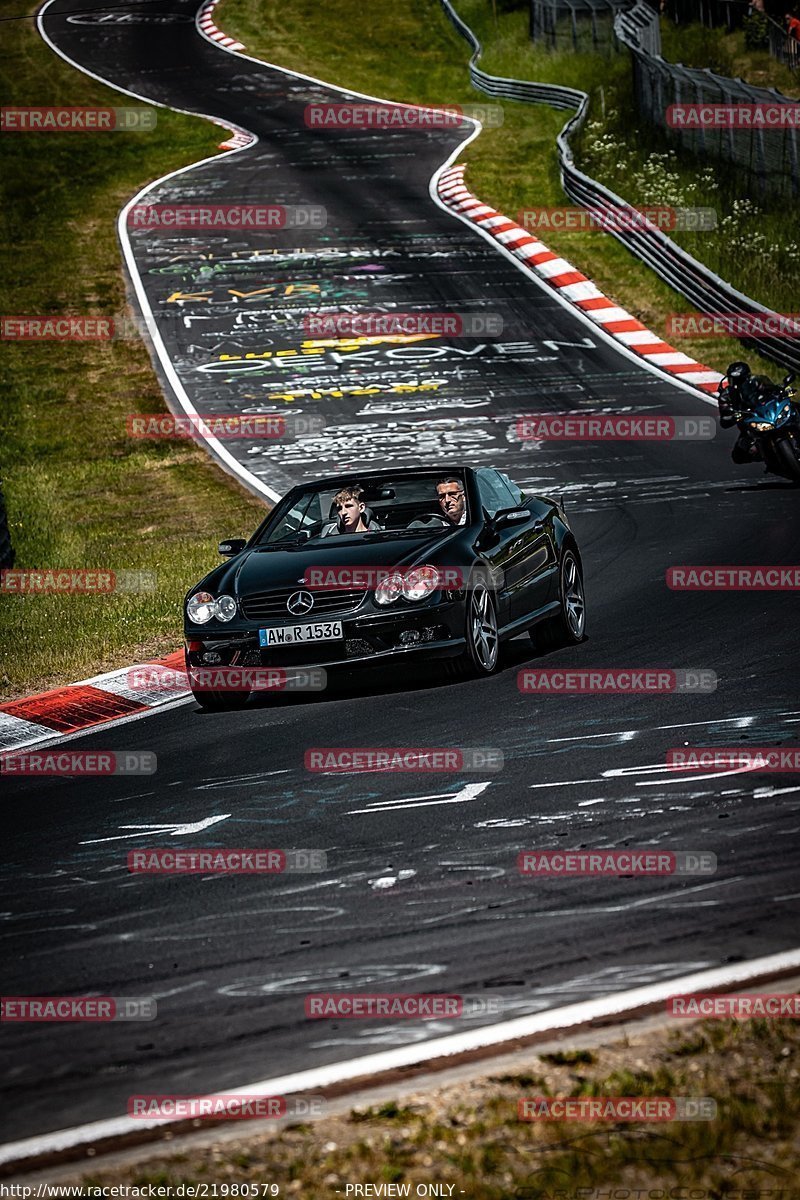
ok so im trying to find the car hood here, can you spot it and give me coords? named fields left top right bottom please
left=197, top=530, right=465, bottom=596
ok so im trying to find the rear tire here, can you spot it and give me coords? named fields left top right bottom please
left=530, top=546, right=585, bottom=652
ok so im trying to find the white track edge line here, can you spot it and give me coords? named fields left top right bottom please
left=2, top=947, right=799, bottom=1167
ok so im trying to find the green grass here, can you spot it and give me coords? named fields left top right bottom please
left=0, top=2, right=265, bottom=699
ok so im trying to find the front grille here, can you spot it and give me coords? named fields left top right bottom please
left=240, top=587, right=367, bottom=621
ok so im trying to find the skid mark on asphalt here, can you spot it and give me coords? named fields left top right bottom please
left=217, top=963, right=447, bottom=995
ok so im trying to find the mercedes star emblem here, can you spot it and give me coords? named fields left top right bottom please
left=287, top=590, right=314, bottom=615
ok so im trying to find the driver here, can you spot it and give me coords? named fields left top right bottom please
left=320, top=486, right=380, bottom=536
left=718, top=360, right=778, bottom=464
left=409, top=477, right=467, bottom=529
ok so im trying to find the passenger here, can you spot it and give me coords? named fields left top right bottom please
left=321, top=486, right=378, bottom=535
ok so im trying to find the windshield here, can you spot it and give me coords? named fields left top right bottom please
left=257, top=474, right=469, bottom=546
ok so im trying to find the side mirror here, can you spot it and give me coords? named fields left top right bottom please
left=494, top=508, right=530, bottom=529
left=218, top=538, right=246, bottom=557
left=783, top=373, right=796, bottom=387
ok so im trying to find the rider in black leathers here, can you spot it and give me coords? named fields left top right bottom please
left=717, top=361, right=779, bottom=464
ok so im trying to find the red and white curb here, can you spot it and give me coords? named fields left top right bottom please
left=195, top=2, right=254, bottom=149
left=197, top=0, right=244, bottom=51
left=218, top=129, right=255, bottom=150
left=0, top=651, right=189, bottom=753
left=438, top=165, right=723, bottom=395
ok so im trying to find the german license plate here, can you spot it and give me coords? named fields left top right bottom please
left=259, top=621, right=343, bottom=647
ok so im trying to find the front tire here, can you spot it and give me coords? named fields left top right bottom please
left=449, top=583, right=500, bottom=678
left=531, top=546, right=585, bottom=652
left=772, top=437, right=800, bottom=482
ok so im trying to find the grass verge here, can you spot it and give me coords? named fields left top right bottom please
left=0, top=2, right=265, bottom=700
left=43, top=1015, right=800, bottom=1192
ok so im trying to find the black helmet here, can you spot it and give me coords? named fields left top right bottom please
left=726, top=361, right=750, bottom=386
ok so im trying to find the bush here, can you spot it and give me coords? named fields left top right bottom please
left=743, top=10, right=769, bottom=49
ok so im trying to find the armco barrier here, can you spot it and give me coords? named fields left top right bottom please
left=439, top=0, right=800, bottom=374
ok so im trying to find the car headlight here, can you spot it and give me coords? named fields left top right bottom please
left=187, top=591, right=216, bottom=624
left=750, top=421, right=773, bottom=432
left=402, top=565, right=440, bottom=601
left=215, top=594, right=237, bottom=622
left=375, top=573, right=404, bottom=605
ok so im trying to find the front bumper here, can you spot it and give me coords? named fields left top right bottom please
left=184, top=600, right=465, bottom=673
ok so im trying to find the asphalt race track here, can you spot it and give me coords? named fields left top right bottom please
left=4, top=0, right=799, bottom=1147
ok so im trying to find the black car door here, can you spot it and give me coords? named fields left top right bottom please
left=475, top=469, right=556, bottom=625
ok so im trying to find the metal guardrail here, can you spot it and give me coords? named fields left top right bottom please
left=438, top=0, right=800, bottom=374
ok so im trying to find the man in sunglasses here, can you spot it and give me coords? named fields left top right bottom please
left=435, top=477, right=467, bottom=525
left=409, top=477, right=468, bottom=529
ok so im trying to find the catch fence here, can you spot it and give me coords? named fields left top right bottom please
left=530, top=0, right=626, bottom=52
left=616, top=1, right=800, bottom=200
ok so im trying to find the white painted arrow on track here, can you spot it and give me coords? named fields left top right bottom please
left=79, top=815, right=231, bottom=845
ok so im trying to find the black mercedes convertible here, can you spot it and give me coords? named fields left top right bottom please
left=183, top=466, right=585, bottom=708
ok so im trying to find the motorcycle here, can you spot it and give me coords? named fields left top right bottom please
left=724, top=373, right=800, bottom=482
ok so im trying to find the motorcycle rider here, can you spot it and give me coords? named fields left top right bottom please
left=718, top=361, right=780, bottom=464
